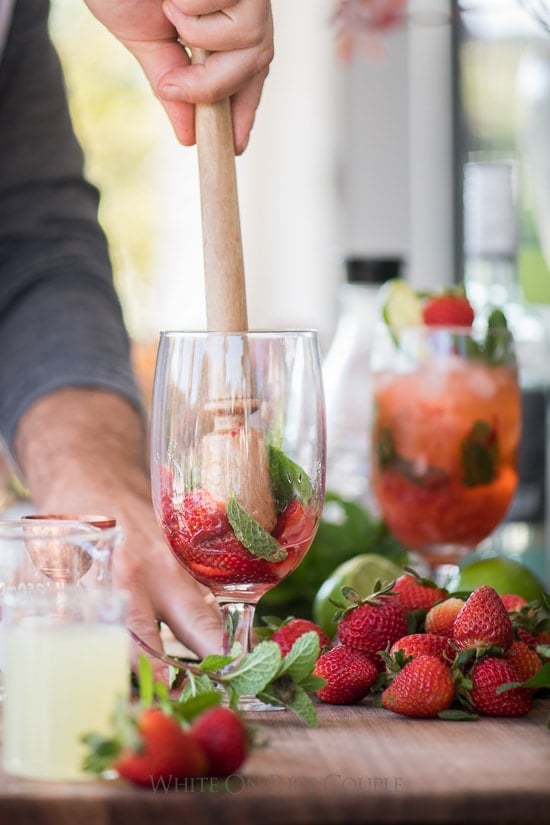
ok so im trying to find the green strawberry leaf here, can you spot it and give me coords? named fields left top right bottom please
left=227, top=497, right=288, bottom=562
left=269, top=445, right=313, bottom=510
left=437, top=708, right=479, bottom=721
left=278, top=631, right=320, bottom=682
left=497, top=662, right=550, bottom=692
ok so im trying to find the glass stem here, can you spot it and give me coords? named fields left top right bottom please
left=218, top=601, right=256, bottom=657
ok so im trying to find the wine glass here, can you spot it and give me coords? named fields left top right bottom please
left=370, top=322, right=521, bottom=583
left=150, top=330, right=326, bottom=694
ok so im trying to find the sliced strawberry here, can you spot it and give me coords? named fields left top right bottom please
left=162, top=490, right=312, bottom=589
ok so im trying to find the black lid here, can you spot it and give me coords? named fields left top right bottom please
left=345, top=257, right=403, bottom=285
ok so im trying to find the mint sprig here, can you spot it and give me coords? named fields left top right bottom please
left=183, top=633, right=324, bottom=725
left=227, top=496, right=287, bottom=562
left=160, top=633, right=324, bottom=726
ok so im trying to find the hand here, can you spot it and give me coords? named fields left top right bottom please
left=82, top=0, right=274, bottom=152
left=14, top=389, right=222, bottom=680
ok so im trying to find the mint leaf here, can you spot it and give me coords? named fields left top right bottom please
left=200, top=652, right=238, bottom=672
left=484, top=308, right=513, bottom=365
left=254, top=680, right=320, bottom=725
left=178, top=672, right=220, bottom=702
left=221, top=640, right=282, bottom=695
left=298, top=674, right=327, bottom=692
left=376, top=427, right=398, bottom=471
left=269, top=445, right=313, bottom=510
left=173, top=692, right=221, bottom=723
left=461, top=420, right=498, bottom=486
left=227, top=497, right=287, bottom=562
left=279, top=631, right=320, bottom=682
left=284, top=685, right=319, bottom=727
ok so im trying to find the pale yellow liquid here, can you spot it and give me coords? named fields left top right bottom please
left=2, top=620, right=129, bottom=781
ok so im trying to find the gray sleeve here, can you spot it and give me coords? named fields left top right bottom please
left=0, top=0, right=145, bottom=451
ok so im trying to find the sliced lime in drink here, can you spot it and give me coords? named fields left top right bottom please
left=380, top=278, right=423, bottom=341
left=312, top=553, right=403, bottom=638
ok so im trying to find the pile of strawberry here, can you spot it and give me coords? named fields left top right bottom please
left=266, top=571, right=550, bottom=719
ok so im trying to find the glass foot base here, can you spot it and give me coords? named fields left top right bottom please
left=220, top=693, right=286, bottom=713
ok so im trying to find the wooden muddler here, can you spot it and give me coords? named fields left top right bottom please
left=193, top=49, right=276, bottom=531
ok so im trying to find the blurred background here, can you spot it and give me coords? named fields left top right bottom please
left=48, top=0, right=550, bottom=357
left=28, top=0, right=549, bottom=606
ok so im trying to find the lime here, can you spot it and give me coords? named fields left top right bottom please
left=380, top=278, right=423, bottom=340
left=447, top=557, right=545, bottom=602
left=312, top=553, right=403, bottom=639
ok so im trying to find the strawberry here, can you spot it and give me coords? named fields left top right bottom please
left=85, top=707, right=208, bottom=787
left=391, top=570, right=447, bottom=613
left=422, top=293, right=475, bottom=327
left=189, top=707, right=248, bottom=776
left=336, top=588, right=408, bottom=659
left=163, top=488, right=229, bottom=547
left=389, top=632, right=453, bottom=663
left=314, top=645, right=378, bottom=704
left=452, top=586, right=513, bottom=653
left=163, top=489, right=287, bottom=586
left=273, top=499, right=317, bottom=547
left=381, top=655, right=455, bottom=718
left=468, top=657, right=532, bottom=717
left=424, top=597, right=465, bottom=637
left=270, top=618, right=330, bottom=657
left=500, top=593, right=529, bottom=613
left=504, top=639, right=543, bottom=682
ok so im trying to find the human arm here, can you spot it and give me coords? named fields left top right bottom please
left=0, top=0, right=221, bottom=671
left=82, top=0, right=274, bottom=153
left=13, top=389, right=222, bottom=667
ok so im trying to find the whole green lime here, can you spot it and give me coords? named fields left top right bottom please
left=447, top=557, right=545, bottom=602
left=312, top=553, right=403, bottom=639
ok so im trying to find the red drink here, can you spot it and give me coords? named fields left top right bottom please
left=371, top=338, right=521, bottom=565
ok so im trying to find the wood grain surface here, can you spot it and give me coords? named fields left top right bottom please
left=0, top=699, right=549, bottom=825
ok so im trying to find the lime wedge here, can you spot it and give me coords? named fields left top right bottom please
left=312, top=553, right=403, bottom=638
left=380, top=278, right=423, bottom=340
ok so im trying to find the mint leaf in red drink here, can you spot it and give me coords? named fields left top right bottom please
left=226, top=497, right=288, bottom=562
left=461, top=420, right=499, bottom=487
left=268, top=446, right=313, bottom=511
